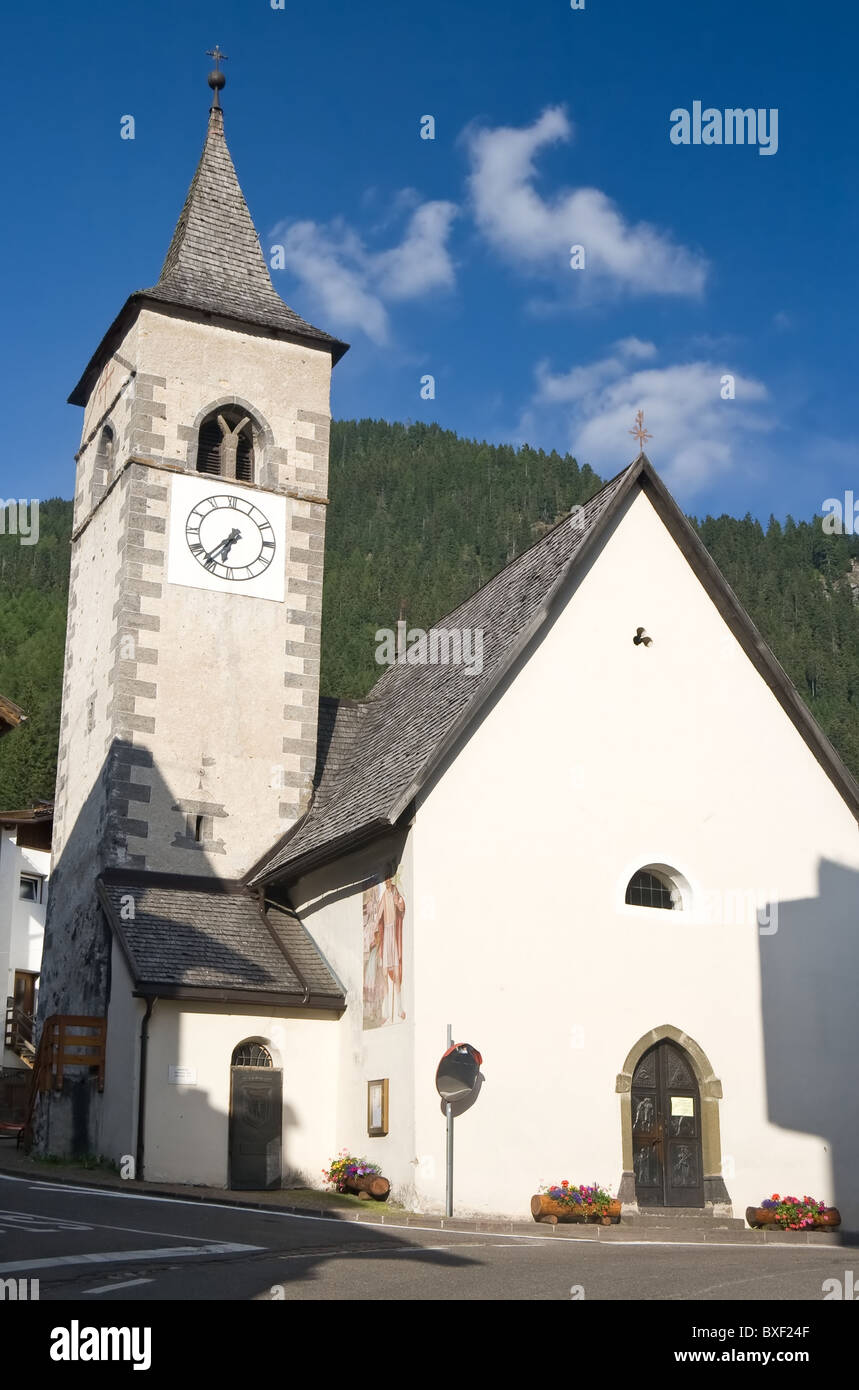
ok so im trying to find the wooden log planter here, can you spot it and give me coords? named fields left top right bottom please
left=531, top=1194, right=622, bottom=1226
left=746, top=1206, right=840, bottom=1231
left=340, top=1174, right=391, bottom=1201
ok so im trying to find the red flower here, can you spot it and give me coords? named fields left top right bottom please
left=771, top=1193, right=780, bottom=1201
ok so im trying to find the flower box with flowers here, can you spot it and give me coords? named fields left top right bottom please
left=531, top=1182, right=621, bottom=1225
left=322, top=1151, right=390, bottom=1201
left=746, top=1194, right=840, bottom=1231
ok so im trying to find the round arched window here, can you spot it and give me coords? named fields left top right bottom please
left=231, top=1042, right=273, bottom=1068
left=625, top=867, right=683, bottom=911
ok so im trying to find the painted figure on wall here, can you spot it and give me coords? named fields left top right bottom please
left=363, top=872, right=406, bottom=1029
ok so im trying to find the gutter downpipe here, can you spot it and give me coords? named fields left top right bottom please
left=136, top=995, right=157, bottom=1181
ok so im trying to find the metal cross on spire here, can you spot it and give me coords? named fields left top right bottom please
left=206, top=45, right=228, bottom=108
left=629, top=409, right=652, bottom=453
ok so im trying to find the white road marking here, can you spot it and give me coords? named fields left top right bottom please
left=84, top=1278, right=154, bottom=1294
left=0, top=1209, right=92, bottom=1233
left=0, top=1241, right=263, bottom=1274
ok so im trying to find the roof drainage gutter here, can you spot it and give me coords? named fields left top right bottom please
left=254, top=888, right=310, bottom=1005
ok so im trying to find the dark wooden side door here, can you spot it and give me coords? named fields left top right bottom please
left=13, top=971, right=37, bottom=1017
left=229, top=1067, right=283, bottom=1190
left=631, top=1040, right=705, bottom=1207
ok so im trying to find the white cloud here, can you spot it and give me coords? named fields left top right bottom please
left=531, top=344, right=772, bottom=494
left=376, top=202, right=458, bottom=300
left=464, top=107, right=707, bottom=298
left=535, top=337, right=658, bottom=403
left=271, top=199, right=458, bottom=344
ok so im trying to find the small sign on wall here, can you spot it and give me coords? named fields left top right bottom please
left=367, top=1078, right=389, bottom=1136
left=670, top=1095, right=694, bottom=1117
left=168, top=1065, right=197, bottom=1085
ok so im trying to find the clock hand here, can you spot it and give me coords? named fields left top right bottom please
left=204, top=527, right=242, bottom=565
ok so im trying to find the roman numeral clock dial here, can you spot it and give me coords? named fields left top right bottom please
left=167, top=476, right=287, bottom=602
left=186, top=494, right=275, bottom=581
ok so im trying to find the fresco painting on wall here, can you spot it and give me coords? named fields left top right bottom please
left=363, top=872, right=406, bottom=1030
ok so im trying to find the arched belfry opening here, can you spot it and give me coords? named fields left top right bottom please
left=197, top=404, right=256, bottom=483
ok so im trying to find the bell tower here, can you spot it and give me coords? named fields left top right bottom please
left=39, top=60, right=347, bottom=1035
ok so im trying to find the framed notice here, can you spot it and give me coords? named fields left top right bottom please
left=671, top=1096, right=694, bottom=1117
left=367, top=1078, right=389, bottom=1137
left=168, top=1065, right=197, bottom=1085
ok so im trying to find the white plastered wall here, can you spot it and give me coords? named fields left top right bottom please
left=289, top=833, right=418, bottom=1206
left=404, top=487, right=859, bottom=1222
left=137, top=1000, right=340, bottom=1188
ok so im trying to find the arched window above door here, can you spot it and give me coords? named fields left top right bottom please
left=231, top=1041, right=272, bottom=1068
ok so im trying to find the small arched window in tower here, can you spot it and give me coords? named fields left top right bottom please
left=231, top=1041, right=273, bottom=1068
left=197, top=406, right=255, bottom=483
left=98, top=425, right=115, bottom=472
left=625, top=867, right=683, bottom=911
left=90, top=425, right=115, bottom=507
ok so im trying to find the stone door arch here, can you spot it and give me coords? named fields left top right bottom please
left=616, top=1025, right=731, bottom=1212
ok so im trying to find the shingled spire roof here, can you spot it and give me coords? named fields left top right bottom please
left=144, top=106, right=347, bottom=357
left=69, top=103, right=347, bottom=404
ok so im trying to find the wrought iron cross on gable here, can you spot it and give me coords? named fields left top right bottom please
left=629, top=410, right=652, bottom=452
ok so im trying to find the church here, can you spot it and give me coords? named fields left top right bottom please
left=36, top=63, right=859, bottom=1227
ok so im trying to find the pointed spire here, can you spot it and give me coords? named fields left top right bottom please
left=68, top=66, right=348, bottom=407
left=142, top=86, right=347, bottom=360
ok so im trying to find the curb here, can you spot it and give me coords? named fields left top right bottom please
left=0, top=1160, right=851, bottom=1245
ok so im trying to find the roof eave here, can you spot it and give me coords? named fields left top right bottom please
left=130, top=984, right=345, bottom=1010
left=70, top=293, right=349, bottom=406
left=0, top=695, right=27, bottom=732
left=249, top=815, right=399, bottom=888
left=0, top=808, right=53, bottom=825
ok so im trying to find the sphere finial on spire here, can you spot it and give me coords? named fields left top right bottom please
left=206, top=45, right=228, bottom=108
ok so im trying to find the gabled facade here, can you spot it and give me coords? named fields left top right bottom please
left=259, top=468, right=859, bottom=1223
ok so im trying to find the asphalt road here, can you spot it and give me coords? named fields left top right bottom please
left=0, top=1173, right=854, bottom=1302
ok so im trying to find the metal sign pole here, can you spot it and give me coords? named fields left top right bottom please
left=445, top=1023, right=453, bottom=1217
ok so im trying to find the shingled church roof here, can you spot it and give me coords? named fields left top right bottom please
left=248, top=454, right=859, bottom=886
left=98, top=876, right=345, bottom=1008
left=69, top=106, right=347, bottom=405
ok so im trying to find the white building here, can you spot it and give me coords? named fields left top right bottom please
left=37, top=73, right=859, bottom=1228
left=0, top=808, right=51, bottom=1070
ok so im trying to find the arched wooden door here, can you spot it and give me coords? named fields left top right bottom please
left=631, top=1040, right=704, bottom=1207
left=228, top=1043, right=283, bottom=1191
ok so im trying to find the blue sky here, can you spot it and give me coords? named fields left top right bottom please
left=2, top=0, right=856, bottom=520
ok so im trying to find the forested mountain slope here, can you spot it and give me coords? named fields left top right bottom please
left=1, top=421, right=857, bottom=807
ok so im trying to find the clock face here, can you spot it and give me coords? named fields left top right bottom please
left=167, top=476, right=286, bottom=602
left=185, top=494, right=276, bottom=581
